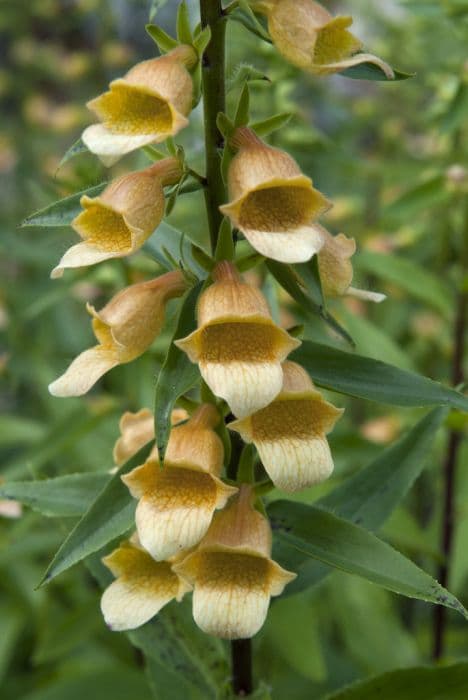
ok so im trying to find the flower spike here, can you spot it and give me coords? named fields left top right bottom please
left=251, top=0, right=394, bottom=78
left=174, top=486, right=296, bottom=639
left=82, top=45, right=198, bottom=165
left=49, top=271, right=187, bottom=397
left=220, top=128, right=331, bottom=263
left=51, top=158, right=182, bottom=278
left=175, top=261, right=301, bottom=417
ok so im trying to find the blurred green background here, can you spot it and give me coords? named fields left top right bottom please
left=1, top=0, right=467, bottom=698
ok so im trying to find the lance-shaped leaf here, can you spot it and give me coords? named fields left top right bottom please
left=144, top=222, right=207, bottom=278
left=340, top=62, right=414, bottom=81
left=58, top=137, right=89, bottom=168
left=154, top=283, right=202, bottom=464
left=268, top=501, right=467, bottom=618
left=292, top=341, right=468, bottom=411
left=21, top=184, right=107, bottom=228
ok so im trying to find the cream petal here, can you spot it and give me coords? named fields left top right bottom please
left=82, top=124, right=161, bottom=166
left=199, top=361, right=284, bottom=418
left=239, top=223, right=325, bottom=263
left=256, top=435, right=334, bottom=492
left=51, top=242, right=123, bottom=279
left=48, top=346, right=119, bottom=397
left=318, top=52, right=394, bottom=79
left=101, top=577, right=175, bottom=631
left=347, top=286, right=387, bottom=303
left=192, top=584, right=271, bottom=640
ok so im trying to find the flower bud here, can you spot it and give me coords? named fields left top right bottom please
left=122, top=405, right=237, bottom=561
left=220, top=128, right=330, bottom=263
left=82, top=45, right=198, bottom=165
left=174, top=486, right=295, bottom=639
left=49, top=271, right=187, bottom=397
left=251, top=0, right=394, bottom=78
left=113, top=406, right=188, bottom=466
left=101, top=539, right=190, bottom=631
left=175, top=262, right=301, bottom=417
left=230, top=361, right=343, bottom=492
left=51, top=158, right=182, bottom=278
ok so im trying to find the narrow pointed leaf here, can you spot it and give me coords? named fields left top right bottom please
left=146, top=24, right=179, bottom=52
left=176, top=1, right=192, bottom=44
left=340, top=62, right=414, bottom=81
left=58, top=137, right=89, bottom=168
left=251, top=112, right=293, bottom=137
left=144, top=222, right=206, bottom=278
left=22, top=183, right=106, bottom=227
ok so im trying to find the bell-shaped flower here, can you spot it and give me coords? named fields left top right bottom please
left=101, top=538, right=190, bottom=631
left=113, top=407, right=188, bottom=466
left=174, top=486, right=295, bottom=639
left=316, top=225, right=386, bottom=302
left=251, top=0, right=394, bottom=78
left=49, top=271, right=187, bottom=398
left=220, top=128, right=331, bottom=263
left=175, top=262, right=301, bottom=418
left=82, top=45, right=198, bottom=165
left=229, top=361, right=343, bottom=492
left=51, top=158, right=182, bottom=278
left=122, top=405, right=237, bottom=561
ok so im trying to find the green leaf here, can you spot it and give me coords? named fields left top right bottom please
left=355, top=251, right=453, bottom=318
left=325, top=663, right=468, bottom=700
left=228, top=63, right=269, bottom=93
left=268, top=501, right=467, bottom=617
left=234, top=82, right=250, bottom=127
left=385, top=174, right=450, bottom=220
left=440, top=80, right=468, bottom=133
left=276, top=408, right=448, bottom=596
left=230, top=2, right=272, bottom=43
left=176, top=1, right=192, bottom=44
left=0, top=473, right=110, bottom=517
left=340, top=62, right=414, bottom=81
left=215, top=218, right=235, bottom=261
left=0, top=415, right=45, bottom=447
left=251, top=112, right=293, bottom=137
left=58, top=137, right=88, bottom=168
left=149, top=0, right=170, bottom=22
left=216, top=111, right=235, bottom=139
left=193, top=25, right=211, bottom=55
left=154, top=284, right=202, bottom=464
left=18, top=669, right=151, bottom=700
left=292, top=341, right=468, bottom=410
left=144, top=221, right=206, bottom=278
left=146, top=23, right=179, bottom=53
left=21, top=183, right=106, bottom=227
left=38, top=444, right=152, bottom=586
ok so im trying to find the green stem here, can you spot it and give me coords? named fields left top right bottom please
left=200, top=0, right=227, bottom=254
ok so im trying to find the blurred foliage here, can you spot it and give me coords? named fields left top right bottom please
left=1, top=0, right=467, bottom=698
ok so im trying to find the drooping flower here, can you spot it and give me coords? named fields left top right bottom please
left=315, top=225, right=386, bottom=302
left=101, top=538, right=190, bottom=631
left=82, top=45, right=198, bottom=166
left=174, top=486, right=296, bottom=639
left=51, top=158, right=182, bottom=278
left=113, top=407, right=188, bottom=466
left=220, top=128, right=330, bottom=263
left=175, top=262, right=301, bottom=418
left=122, top=405, right=237, bottom=560
left=250, top=0, right=394, bottom=78
left=229, top=361, right=343, bottom=492
left=49, top=271, right=187, bottom=397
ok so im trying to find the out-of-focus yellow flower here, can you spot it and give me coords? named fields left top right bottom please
left=174, top=486, right=295, bottom=639
left=251, top=0, right=394, bottom=78
left=176, top=261, right=300, bottom=418
left=82, top=45, right=197, bottom=165
left=49, top=271, right=187, bottom=397
left=122, top=405, right=237, bottom=560
left=230, top=361, right=342, bottom=492
left=101, top=538, right=190, bottom=631
left=51, top=158, right=182, bottom=278
left=113, top=406, right=188, bottom=466
left=220, top=127, right=330, bottom=263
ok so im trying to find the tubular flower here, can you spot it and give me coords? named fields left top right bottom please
left=174, top=486, right=296, bottom=639
left=220, top=128, right=331, bottom=263
left=49, top=271, right=187, bottom=398
left=229, top=361, right=343, bottom=492
left=113, top=407, right=188, bottom=467
left=82, top=45, right=198, bottom=166
left=122, top=405, right=237, bottom=561
left=250, top=0, right=394, bottom=78
left=101, top=538, right=190, bottom=631
left=316, top=225, right=386, bottom=302
left=51, top=158, right=182, bottom=278
left=175, top=262, right=301, bottom=418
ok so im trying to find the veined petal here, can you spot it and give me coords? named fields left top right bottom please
left=82, top=124, right=162, bottom=166
left=51, top=241, right=123, bottom=279
left=48, top=346, right=119, bottom=397
left=238, top=223, right=325, bottom=263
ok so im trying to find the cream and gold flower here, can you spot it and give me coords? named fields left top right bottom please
left=220, top=128, right=330, bottom=263
left=51, top=158, right=182, bottom=278
left=174, top=486, right=295, bottom=639
left=230, top=361, right=342, bottom=492
left=122, top=405, right=237, bottom=561
left=175, top=262, right=301, bottom=418
left=101, top=539, right=190, bottom=631
left=49, top=271, right=187, bottom=397
left=251, top=0, right=394, bottom=78
left=82, top=45, right=197, bottom=165
left=113, top=407, right=188, bottom=466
